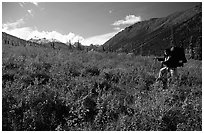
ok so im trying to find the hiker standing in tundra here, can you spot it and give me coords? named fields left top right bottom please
left=156, top=46, right=187, bottom=89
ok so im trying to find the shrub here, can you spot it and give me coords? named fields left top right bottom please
left=2, top=45, right=202, bottom=131
left=82, top=66, right=100, bottom=76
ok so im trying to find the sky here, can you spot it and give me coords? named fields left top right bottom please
left=2, top=2, right=200, bottom=46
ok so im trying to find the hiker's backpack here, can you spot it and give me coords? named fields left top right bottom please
left=170, top=46, right=187, bottom=67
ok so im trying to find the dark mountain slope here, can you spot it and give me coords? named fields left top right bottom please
left=103, top=4, right=201, bottom=59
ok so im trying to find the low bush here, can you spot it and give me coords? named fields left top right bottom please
left=2, top=46, right=202, bottom=131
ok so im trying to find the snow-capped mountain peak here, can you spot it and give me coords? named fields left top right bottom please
left=29, top=36, right=61, bottom=44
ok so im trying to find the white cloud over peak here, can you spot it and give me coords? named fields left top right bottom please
left=28, top=30, right=84, bottom=44
left=3, top=25, right=84, bottom=45
left=2, top=16, right=124, bottom=46
left=3, top=27, right=33, bottom=40
left=3, top=24, right=114, bottom=46
left=2, top=18, right=84, bottom=44
left=2, top=18, right=120, bottom=46
left=3, top=25, right=121, bottom=46
left=112, top=15, right=141, bottom=26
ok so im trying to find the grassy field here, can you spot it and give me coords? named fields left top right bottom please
left=2, top=45, right=202, bottom=131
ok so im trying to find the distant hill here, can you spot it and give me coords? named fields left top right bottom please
left=2, top=32, right=38, bottom=47
left=29, top=36, right=60, bottom=44
left=2, top=32, right=74, bottom=50
left=2, top=32, right=105, bottom=52
left=103, top=4, right=201, bottom=60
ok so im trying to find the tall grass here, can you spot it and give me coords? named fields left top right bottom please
left=2, top=45, right=202, bottom=131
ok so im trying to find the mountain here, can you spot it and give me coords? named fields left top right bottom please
left=103, top=4, right=201, bottom=59
left=29, top=36, right=61, bottom=44
left=28, top=36, right=75, bottom=49
left=2, top=32, right=106, bottom=52
left=2, top=32, right=73, bottom=50
left=2, top=32, right=39, bottom=47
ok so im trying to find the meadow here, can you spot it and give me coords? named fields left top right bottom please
left=2, top=45, right=202, bottom=131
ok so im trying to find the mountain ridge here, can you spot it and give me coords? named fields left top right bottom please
left=29, top=36, right=61, bottom=44
left=2, top=32, right=71, bottom=49
left=2, top=32, right=105, bottom=52
left=103, top=4, right=201, bottom=59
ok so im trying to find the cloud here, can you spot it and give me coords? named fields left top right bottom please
left=2, top=18, right=25, bottom=30
left=27, top=9, right=34, bottom=16
left=82, top=31, right=119, bottom=46
left=27, top=30, right=84, bottom=44
left=27, top=10, right=32, bottom=14
left=19, top=2, right=24, bottom=7
left=3, top=23, right=84, bottom=44
left=3, top=27, right=33, bottom=40
left=19, top=2, right=39, bottom=8
left=2, top=22, right=120, bottom=46
left=112, top=15, right=141, bottom=26
left=113, top=27, right=121, bottom=31
left=109, top=10, right=112, bottom=14
left=31, top=2, right=39, bottom=6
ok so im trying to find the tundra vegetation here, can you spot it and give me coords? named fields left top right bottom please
left=2, top=44, right=202, bottom=131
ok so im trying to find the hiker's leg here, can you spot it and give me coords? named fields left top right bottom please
left=170, top=68, right=178, bottom=82
left=157, top=67, right=167, bottom=81
left=157, top=67, right=168, bottom=89
left=162, top=68, right=168, bottom=89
